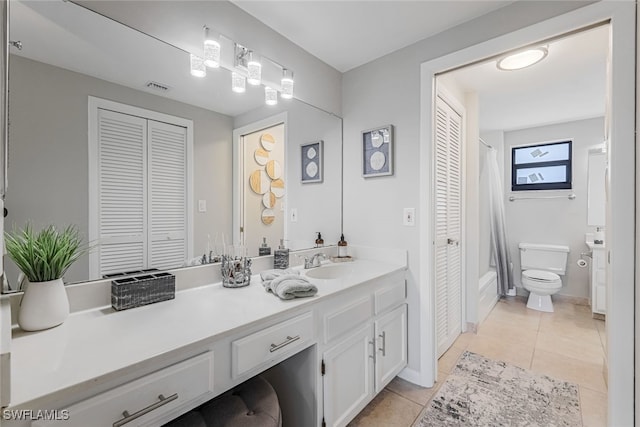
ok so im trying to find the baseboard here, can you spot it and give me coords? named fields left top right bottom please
left=398, top=367, right=432, bottom=388
left=465, top=322, right=478, bottom=333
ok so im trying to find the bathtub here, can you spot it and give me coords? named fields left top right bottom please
left=478, top=269, right=499, bottom=323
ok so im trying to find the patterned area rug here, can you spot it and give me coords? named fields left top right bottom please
left=415, top=351, right=581, bottom=426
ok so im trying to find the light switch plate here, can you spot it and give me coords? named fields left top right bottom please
left=198, top=200, right=207, bottom=213
left=403, top=208, right=415, bottom=226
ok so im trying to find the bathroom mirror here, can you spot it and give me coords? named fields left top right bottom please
left=3, top=0, right=342, bottom=289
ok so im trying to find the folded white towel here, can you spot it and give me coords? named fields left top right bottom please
left=260, top=269, right=317, bottom=300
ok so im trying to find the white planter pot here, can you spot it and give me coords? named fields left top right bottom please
left=18, top=278, right=69, bottom=331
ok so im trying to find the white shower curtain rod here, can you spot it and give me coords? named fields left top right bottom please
left=508, top=193, right=576, bottom=202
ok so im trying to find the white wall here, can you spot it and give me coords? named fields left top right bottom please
left=504, top=117, right=604, bottom=299
left=342, top=1, right=591, bottom=378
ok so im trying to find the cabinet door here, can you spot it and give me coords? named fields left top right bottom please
left=374, top=304, right=408, bottom=393
left=322, top=323, right=374, bottom=427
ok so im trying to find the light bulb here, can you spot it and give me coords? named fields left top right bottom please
left=204, top=39, right=221, bottom=68
left=203, top=26, right=220, bottom=68
left=247, top=51, right=262, bottom=85
left=265, top=86, right=278, bottom=106
left=232, top=72, right=246, bottom=93
left=190, top=54, right=206, bottom=77
left=281, top=68, right=294, bottom=99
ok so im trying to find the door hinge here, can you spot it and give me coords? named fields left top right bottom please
left=321, top=360, right=325, bottom=376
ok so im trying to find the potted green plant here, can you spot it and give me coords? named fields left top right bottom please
left=5, top=224, right=86, bottom=331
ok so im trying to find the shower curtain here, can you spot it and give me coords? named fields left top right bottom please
left=486, top=148, right=514, bottom=296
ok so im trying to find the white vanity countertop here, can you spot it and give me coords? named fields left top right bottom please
left=9, top=258, right=405, bottom=407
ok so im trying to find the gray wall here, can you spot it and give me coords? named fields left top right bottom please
left=504, top=117, right=604, bottom=298
left=7, top=55, right=233, bottom=284
left=341, top=1, right=592, bottom=374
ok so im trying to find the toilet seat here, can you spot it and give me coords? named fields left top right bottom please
left=522, top=269, right=561, bottom=283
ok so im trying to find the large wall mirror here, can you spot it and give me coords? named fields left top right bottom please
left=3, top=0, right=342, bottom=289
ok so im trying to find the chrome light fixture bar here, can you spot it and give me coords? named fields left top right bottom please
left=189, top=25, right=295, bottom=104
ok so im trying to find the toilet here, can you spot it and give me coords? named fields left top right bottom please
left=518, top=243, right=570, bottom=312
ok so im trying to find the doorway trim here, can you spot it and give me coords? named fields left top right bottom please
left=419, top=3, right=635, bottom=424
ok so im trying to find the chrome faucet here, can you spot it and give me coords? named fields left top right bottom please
left=304, top=252, right=327, bottom=269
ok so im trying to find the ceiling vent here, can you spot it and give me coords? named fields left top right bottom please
left=145, top=81, right=171, bottom=92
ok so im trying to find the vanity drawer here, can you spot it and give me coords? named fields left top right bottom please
left=324, top=296, right=372, bottom=343
left=232, top=311, right=314, bottom=378
left=33, top=352, right=214, bottom=427
left=374, top=280, right=406, bottom=314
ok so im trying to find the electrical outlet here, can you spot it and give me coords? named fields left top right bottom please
left=290, top=208, right=298, bottom=222
left=198, top=200, right=207, bottom=213
left=403, top=208, right=415, bottom=226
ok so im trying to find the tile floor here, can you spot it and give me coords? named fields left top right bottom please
left=348, top=297, right=608, bottom=426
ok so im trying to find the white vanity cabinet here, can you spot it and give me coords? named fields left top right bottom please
left=5, top=258, right=408, bottom=427
left=591, top=246, right=607, bottom=315
left=321, top=278, right=407, bottom=427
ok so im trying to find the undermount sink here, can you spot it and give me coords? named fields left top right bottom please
left=304, top=264, right=354, bottom=280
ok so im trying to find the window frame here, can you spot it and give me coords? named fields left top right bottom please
left=511, top=139, right=572, bottom=191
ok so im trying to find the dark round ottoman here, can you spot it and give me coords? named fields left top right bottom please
left=164, top=376, right=281, bottom=427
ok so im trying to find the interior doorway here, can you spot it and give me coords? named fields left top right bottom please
left=421, top=3, right=635, bottom=423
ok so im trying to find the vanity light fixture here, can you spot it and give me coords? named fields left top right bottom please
left=497, top=46, right=548, bottom=71
left=203, top=26, right=221, bottom=68
left=232, top=71, right=246, bottom=93
left=281, top=69, right=294, bottom=99
left=265, top=86, right=278, bottom=106
left=190, top=54, right=206, bottom=77
left=247, top=51, right=262, bottom=85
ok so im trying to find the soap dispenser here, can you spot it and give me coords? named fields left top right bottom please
left=315, top=232, right=324, bottom=247
left=338, top=234, right=348, bottom=258
left=258, top=237, right=272, bottom=256
left=274, top=239, right=289, bottom=269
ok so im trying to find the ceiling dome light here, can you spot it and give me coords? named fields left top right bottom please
left=497, top=46, right=548, bottom=71
left=247, top=51, right=262, bottom=85
left=265, top=86, right=278, bottom=106
left=281, top=69, right=294, bottom=99
left=190, top=54, right=206, bottom=77
left=203, top=27, right=220, bottom=68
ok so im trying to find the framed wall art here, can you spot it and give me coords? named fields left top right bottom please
left=301, top=140, right=323, bottom=183
left=362, top=125, right=393, bottom=178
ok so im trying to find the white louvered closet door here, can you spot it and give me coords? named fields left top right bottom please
left=96, top=109, right=148, bottom=276
left=435, top=95, right=463, bottom=358
left=148, top=120, right=188, bottom=270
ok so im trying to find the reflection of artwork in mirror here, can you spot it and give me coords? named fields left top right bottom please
left=262, top=209, right=275, bottom=225
left=266, top=160, right=282, bottom=179
left=263, top=192, right=276, bottom=209
left=261, top=133, right=276, bottom=151
left=271, top=179, right=286, bottom=198
left=254, top=148, right=269, bottom=166
left=362, top=125, right=393, bottom=177
left=301, top=141, right=323, bottom=183
left=249, top=170, right=271, bottom=194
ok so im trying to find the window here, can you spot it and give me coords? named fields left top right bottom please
left=511, top=140, right=572, bottom=191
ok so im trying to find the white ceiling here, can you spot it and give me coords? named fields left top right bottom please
left=232, top=0, right=514, bottom=72
left=442, top=24, right=608, bottom=132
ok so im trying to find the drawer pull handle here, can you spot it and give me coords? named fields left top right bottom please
left=269, top=335, right=300, bottom=353
left=113, top=393, right=178, bottom=427
left=378, top=331, right=386, bottom=356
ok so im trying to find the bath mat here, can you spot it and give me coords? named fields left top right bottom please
left=415, top=351, right=581, bottom=427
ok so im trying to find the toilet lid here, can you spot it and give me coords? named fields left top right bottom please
left=523, top=269, right=560, bottom=282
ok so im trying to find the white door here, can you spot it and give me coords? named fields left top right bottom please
left=435, top=94, right=463, bottom=358
left=322, top=323, right=374, bottom=427
left=374, top=304, right=407, bottom=393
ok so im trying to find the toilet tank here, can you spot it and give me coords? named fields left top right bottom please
left=519, top=243, right=570, bottom=275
